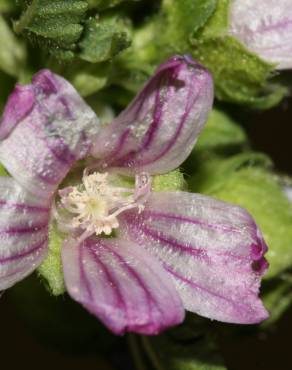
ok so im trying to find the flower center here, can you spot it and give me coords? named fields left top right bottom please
left=56, top=171, right=151, bottom=240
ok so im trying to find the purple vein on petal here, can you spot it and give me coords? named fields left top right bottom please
left=256, top=19, right=292, bottom=34
left=79, top=243, right=93, bottom=301
left=117, top=70, right=199, bottom=168
left=104, top=129, right=131, bottom=162
left=138, top=224, right=208, bottom=259
left=141, top=210, right=243, bottom=234
left=42, top=135, right=75, bottom=166
left=0, top=200, right=49, bottom=213
left=139, top=72, right=173, bottom=150
left=99, top=242, right=154, bottom=323
left=28, top=118, right=74, bottom=166
left=112, top=73, right=170, bottom=167
left=110, top=65, right=183, bottom=168
left=164, top=264, right=249, bottom=318
left=98, top=72, right=163, bottom=164
left=0, top=223, right=48, bottom=235
left=87, top=243, right=126, bottom=311
left=0, top=237, right=48, bottom=264
left=125, top=213, right=254, bottom=264
left=138, top=70, right=205, bottom=167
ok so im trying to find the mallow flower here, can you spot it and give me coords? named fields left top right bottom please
left=230, top=0, right=292, bottom=70
left=0, top=55, right=269, bottom=335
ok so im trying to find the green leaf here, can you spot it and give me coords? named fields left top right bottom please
left=70, top=66, right=108, bottom=96
left=78, top=16, right=131, bottom=63
left=194, top=0, right=229, bottom=37
left=144, top=315, right=226, bottom=370
left=0, top=0, right=16, bottom=13
left=188, top=152, right=272, bottom=192
left=189, top=157, right=292, bottom=279
left=0, top=16, right=26, bottom=77
left=163, top=0, right=217, bottom=46
left=195, top=109, right=247, bottom=153
left=112, top=52, right=154, bottom=94
left=14, top=0, right=88, bottom=60
left=38, top=222, right=65, bottom=295
left=61, top=61, right=110, bottom=97
left=88, top=0, right=141, bottom=10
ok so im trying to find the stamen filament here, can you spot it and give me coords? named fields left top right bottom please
left=56, top=171, right=151, bottom=239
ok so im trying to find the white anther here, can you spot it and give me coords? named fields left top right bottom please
left=57, top=171, right=151, bottom=238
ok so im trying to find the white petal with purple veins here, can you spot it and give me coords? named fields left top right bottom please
left=62, top=235, right=184, bottom=335
left=121, top=191, right=269, bottom=324
left=0, top=178, right=50, bottom=290
left=91, top=56, right=213, bottom=174
left=0, top=70, right=100, bottom=198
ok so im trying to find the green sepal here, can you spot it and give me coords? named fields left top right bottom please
left=152, top=169, right=186, bottom=192
left=38, top=222, right=66, bottom=295
left=191, top=36, right=287, bottom=109
left=107, top=169, right=186, bottom=193
left=14, top=0, right=88, bottom=60
left=0, top=16, right=26, bottom=78
left=192, top=37, right=286, bottom=109
left=189, top=155, right=292, bottom=279
left=78, top=15, right=132, bottom=63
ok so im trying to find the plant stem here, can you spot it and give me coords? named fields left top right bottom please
left=141, top=336, right=166, bottom=370
left=128, top=334, right=148, bottom=370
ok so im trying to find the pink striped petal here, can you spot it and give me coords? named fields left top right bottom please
left=62, top=235, right=184, bottom=335
left=0, top=84, right=35, bottom=140
left=121, top=191, right=269, bottom=324
left=0, top=178, right=50, bottom=290
left=91, top=55, right=213, bottom=174
left=0, top=69, right=100, bottom=199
